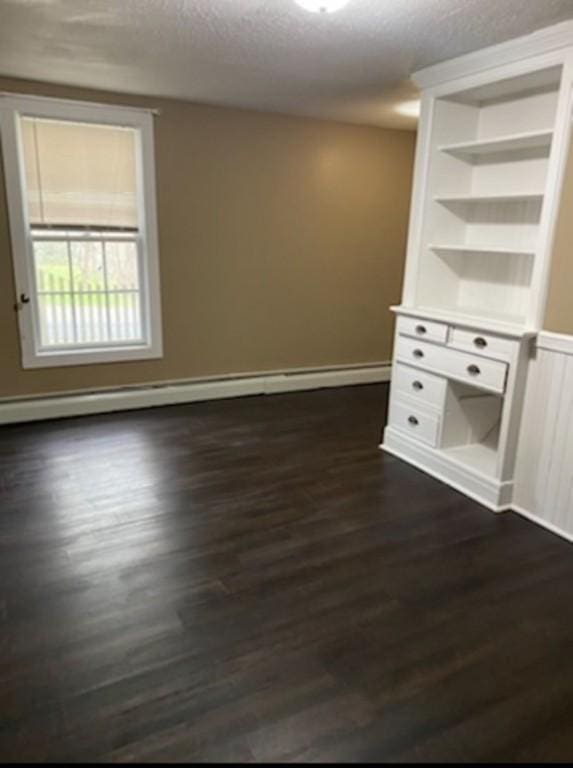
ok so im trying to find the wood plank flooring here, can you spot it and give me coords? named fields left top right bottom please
left=1, top=383, right=573, bottom=762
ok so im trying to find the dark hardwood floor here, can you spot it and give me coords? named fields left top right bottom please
left=1, top=383, right=573, bottom=762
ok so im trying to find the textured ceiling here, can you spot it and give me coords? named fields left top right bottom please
left=0, top=0, right=573, bottom=129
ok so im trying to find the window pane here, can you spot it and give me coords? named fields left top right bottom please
left=38, top=294, right=75, bottom=346
left=71, top=240, right=105, bottom=292
left=105, top=241, right=139, bottom=290
left=108, top=292, right=142, bottom=341
left=74, top=293, right=109, bottom=344
left=33, top=234, right=143, bottom=348
left=34, top=241, right=70, bottom=293
left=21, top=118, right=139, bottom=229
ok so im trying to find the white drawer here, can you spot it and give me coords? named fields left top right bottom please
left=393, top=363, right=447, bottom=410
left=448, top=327, right=515, bottom=362
left=388, top=398, right=441, bottom=447
left=395, top=336, right=508, bottom=394
left=396, top=315, right=448, bottom=345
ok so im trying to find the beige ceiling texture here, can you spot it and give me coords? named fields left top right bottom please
left=0, top=0, right=573, bottom=129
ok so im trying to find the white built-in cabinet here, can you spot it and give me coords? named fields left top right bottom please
left=382, top=22, right=573, bottom=511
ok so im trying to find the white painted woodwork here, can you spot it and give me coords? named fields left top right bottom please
left=395, top=336, right=509, bottom=394
left=404, top=60, right=569, bottom=330
left=395, top=315, right=449, bottom=344
left=447, top=328, right=516, bottom=362
left=392, top=304, right=531, bottom=337
left=429, top=244, right=536, bottom=258
left=388, top=398, right=442, bottom=447
left=393, top=364, right=448, bottom=410
left=513, top=334, right=573, bottom=540
left=440, top=384, right=501, bottom=451
left=384, top=427, right=515, bottom=511
left=439, top=129, right=553, bottom=159
left=382, top=24, right=573, bottom=515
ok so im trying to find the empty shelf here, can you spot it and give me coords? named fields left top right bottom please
left=439, top=129, right=553, bottom=158
left=429, top=244, right=535, bottom=258
left=435, top=192, right=544, bottom=205
left=442, top=442, right=498, bottom=477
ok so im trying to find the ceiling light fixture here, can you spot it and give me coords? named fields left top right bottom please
left=294, top=0, right=351, bottom=13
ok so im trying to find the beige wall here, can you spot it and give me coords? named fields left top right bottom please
left=0, top=78, right=415, bottom=398
left=544, top=135, right=573, bottom=334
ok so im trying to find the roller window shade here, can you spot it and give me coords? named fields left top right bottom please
left=21, top=117, right=139, bottom=230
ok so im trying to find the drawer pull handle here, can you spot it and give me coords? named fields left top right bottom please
left=474, top=336, right=488, bottom=349
left=415, top=324, right=427, bottom=335
left=408, top=416, right=419, bottom=426
left=467, top=364, right=481, bottom=376
left=412, top=380, right=424, bottom=391
left=413, top=349, right=424, bottom=359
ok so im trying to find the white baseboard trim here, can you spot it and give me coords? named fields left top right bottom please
left=0, top=362, right=391, bottom=426
left=511, top=505, right=573, bottom=546
left=381, top=427, right=513, bottom=513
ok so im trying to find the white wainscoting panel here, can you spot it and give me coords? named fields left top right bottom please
left=513, top=332, right=573, bottom=541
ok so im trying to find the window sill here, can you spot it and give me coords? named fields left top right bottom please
left=22, top=343, right=163, bottom=369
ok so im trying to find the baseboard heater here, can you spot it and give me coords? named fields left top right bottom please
left=0, top=363, right=391, bottom=425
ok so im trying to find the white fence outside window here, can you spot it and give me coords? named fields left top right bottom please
left=32, top=229, right=144, bottom=348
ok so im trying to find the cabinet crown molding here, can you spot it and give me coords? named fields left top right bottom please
left=413, top=20, right=573, bottom=90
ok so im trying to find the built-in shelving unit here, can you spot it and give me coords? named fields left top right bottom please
left=413, top=66, right=562, bottom=330
left=429, top=244, right=535, bottom=258
left=439, top=129, right=553, bottom=159
left=434, top=192, right=545, bottom=205
left=383, top=26, right=573, bottom=511
left=391, top=304, right=533, bottom=337
left=443, top=441, right=499, bottom=476
left=417, top=305, right=529, bottom=333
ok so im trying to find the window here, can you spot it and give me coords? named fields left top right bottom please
left=0, top=95, right=162, bottom=367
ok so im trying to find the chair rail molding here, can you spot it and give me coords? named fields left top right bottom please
left=536, top=330, right=573, bottom=354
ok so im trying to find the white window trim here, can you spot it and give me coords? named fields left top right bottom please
left=0, top=94, right=163, bottom=368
